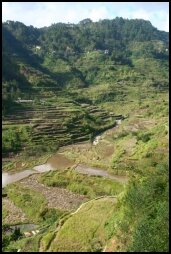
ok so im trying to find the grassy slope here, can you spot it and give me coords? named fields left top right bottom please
left=46, top=92, right=168, bottom=252
left=6, top=184, right=47, bottom=223
left=2, top=91, right=168, bottom=252
left=39, top=169, right=124, bottom=198
left=49, top=197, right=117, bottom=252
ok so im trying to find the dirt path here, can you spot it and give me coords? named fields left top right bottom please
left=44, top=196, right=117, bottom=252
left=71, top=196, right=117, bottom=216
left=19, top=174, right=88, bottom=211
left=103, top=238, right=118, bottom=252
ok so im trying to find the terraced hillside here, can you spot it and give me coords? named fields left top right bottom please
left=2, top=17, right=169, bottom=253
left=2, top=97, right=117, bottom=159
left=2, top=91, right=168, bottom=252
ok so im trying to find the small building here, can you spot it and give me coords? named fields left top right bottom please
left=17, top=99, right=33, bottom=103
left=104, top=49, right=109, bottom=54
left=36, top=46, right=41, bottom=50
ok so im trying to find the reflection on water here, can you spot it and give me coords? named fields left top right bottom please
left=47, top=153, right=75, bottom=170
left=33, top=163, right=54, bottom=172
left=2, top=154, right=75, bottom=187
left=33, top=153, right=75, bottom=172
left=2, top=170, right=36, bottom=188
left=75, top=164, right=128, bottom=183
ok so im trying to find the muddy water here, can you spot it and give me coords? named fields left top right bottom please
left=74, top=164, right=128, bottom=183
left=2, top=154, right=75, bottom=187
left=33, top=153, right=75, bottom=172
left=2, top=170, right=38, bottom=188
left=47, top=153, right=75, bottom=169
left=33, top=163, right=54, bottom=172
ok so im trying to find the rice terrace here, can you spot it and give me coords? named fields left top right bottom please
left=2, top=2, right=169, bottom=252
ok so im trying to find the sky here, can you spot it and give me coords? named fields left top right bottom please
left=2, top=2, right=169, bottom=32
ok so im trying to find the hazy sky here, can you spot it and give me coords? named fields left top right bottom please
left=2, top=2, right=169, bottom=32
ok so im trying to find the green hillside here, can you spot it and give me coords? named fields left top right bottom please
left=2, top=18, right=169, bottom=252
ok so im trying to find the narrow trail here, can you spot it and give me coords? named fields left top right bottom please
left=71, top=195, right=117, bottom=216
left=43, top=196, right=117, bottom=252
left=3, top=116, right=125, bottom=252
left=103, top=245, right=107, bottom=252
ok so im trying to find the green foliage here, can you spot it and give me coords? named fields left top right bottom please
left=2, top=17, right=169, bottom=253
left=39, top=208, right=64, bottom=225
left=2, top=126, right=31, bottom=154
left=2, top=18, right=168, bottom=106
left=135, top=131, right=152, bottom=142
left=2, top=226, right=11, bottom=250
left=105, top=162, right=169, bottom=252
left=41, top=231, right=55, bottom=251
left=6, top=234, right=42, bottom=253
left=6, top=184, right=47, bottom=223
left=112, top=148, right=126, bottom=164
left=114, top=131, right=129, bottom=139
left=128, top=202, right=169, bottom=252
left=40, top=169, right=123, bottom=198
left=2, top=225, right=22, bottom=251
left=49, top=198, right=116, bottom=252
left=10, top=228, right=22, bottom=242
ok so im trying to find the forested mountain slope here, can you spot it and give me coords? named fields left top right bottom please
left=2, top=18, right=169, bottom=252
left=2, top=18, right=169, bottom=155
